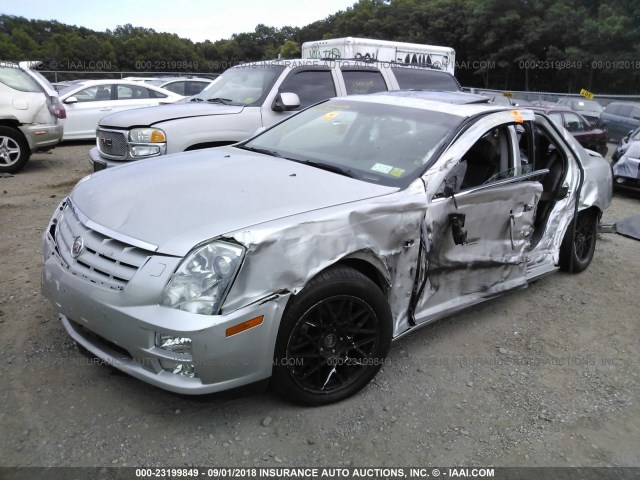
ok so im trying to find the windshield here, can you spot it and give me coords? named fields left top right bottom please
left=241, top=99, right=461, bottom=187
left=191, top=65, right=285, bottom=106
left=0, top=63, right=41, bottom=93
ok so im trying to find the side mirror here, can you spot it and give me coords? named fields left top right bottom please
left=64, top=96, right=78, bottom=104
left=272, top=92, right=300, bottom=112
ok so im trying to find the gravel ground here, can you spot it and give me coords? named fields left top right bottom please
left=0, top=143, right=639, bottom=469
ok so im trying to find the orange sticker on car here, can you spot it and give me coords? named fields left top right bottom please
left=511, top=110, right=524, bottom=123
left=322, top=112, right=340, bottom=121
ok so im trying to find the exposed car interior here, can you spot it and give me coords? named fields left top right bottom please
left=443, top=120, right=568, bottom=246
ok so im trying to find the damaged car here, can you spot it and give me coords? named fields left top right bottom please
left=612, top=136, right=640, bottom=193
left=41, top=91, right=612, bottom=405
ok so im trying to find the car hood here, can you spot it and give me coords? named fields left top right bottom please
left=98, top=103, right=245, bottom=128
left=70, top=147, right=398, bottom=256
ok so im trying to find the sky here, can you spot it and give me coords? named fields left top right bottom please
left=0, top=0, right=358, bottom=42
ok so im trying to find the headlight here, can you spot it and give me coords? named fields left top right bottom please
left=161, top=240, right=244, bottom=315
left=129, top=128, right=166, bottom=143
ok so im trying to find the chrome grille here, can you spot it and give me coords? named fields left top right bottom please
left=96, top=129, right=127, bottom=160
left=51, top=203, right=151, bottom=291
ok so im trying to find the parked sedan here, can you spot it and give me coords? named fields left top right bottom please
left=556, top=97, right=604, bottom=126
left=530, top=106, right=608, bottom=157
left=41, top=92, right=611, bottom=405
left=58, top=80, right=184, bottom=140
left=151, top=77, right=215, bottom=97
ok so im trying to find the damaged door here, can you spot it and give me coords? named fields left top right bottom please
left=412, top=118, right=544, bottom=323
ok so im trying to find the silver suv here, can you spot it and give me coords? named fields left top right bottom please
left=90, top=59, right=460, bottom=170
left=0, top=61, right=65, bottom=173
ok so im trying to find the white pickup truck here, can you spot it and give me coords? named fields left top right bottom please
left=90, top=53, right=460, bottom=171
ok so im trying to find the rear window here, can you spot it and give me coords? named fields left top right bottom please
left=391, top=67, right=460, bottom=91
left=0, top=64, right=41, bottom=93
left=341, top=69, right=388, bottom=95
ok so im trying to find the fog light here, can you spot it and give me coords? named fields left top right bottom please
left=131, top=145, right=161, bottom=157
left=158, top=359, right=198, bottom=378
left=155, top=335, right=197, bottom=377
left=155, top=334, right=192, bottom=355
left=615, top=177, right=625, bottom=184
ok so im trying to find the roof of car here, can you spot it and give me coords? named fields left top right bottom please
left=527, top=105, right=575, bottom=113
left=380, top=90, right=490, bottom=104
left=341, top=91, right=514, bottom=118
left=58, top=79, right=184, bottom=98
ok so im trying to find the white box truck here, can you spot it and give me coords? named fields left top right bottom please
left=301, top=37, right=456, bottom=75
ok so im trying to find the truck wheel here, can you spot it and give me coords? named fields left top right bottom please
left=0, top=127, right=30, bottom=174
left=272, top=266, right=392, bottom=405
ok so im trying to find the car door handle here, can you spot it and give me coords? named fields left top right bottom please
left=523, top=203, right=534, bottom=212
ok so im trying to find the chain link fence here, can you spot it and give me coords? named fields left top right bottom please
left=38, top=70, right=219, bottom=83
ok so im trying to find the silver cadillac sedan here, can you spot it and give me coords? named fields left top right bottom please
left=41, top=91, right=612, bottom=405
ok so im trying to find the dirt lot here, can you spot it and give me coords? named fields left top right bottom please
left=1, top=143, right=639, bottom=469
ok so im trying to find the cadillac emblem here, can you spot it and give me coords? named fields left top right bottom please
left=71, top=236, right=84, bottom=258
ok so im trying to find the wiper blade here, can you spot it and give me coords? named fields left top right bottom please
left=301, top=160, right=356, bottom=178
left=237, top=145, right=282, bottom=158
left=207, top=97, right=235, bottom=105
left=190, top=97, right=204, bottom=102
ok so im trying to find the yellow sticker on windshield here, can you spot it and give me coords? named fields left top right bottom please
left=390, top=168, right=405, bottom=177
left=511, top=110, right=524, bottom=123
left=322, top=112, right=340, bottom=121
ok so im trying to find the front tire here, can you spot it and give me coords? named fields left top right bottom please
left=0, top=127, right=30, bottom=174
left=272, top=266, right=392, bottom=405
left=560, top=209, right=598, bottom=273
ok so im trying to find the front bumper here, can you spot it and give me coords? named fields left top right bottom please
left=20, top=122, right=63, bottom=152
left=41, top=226, right=288, bottom=395
left=612, top=175, right=640, bottom=192
left=89, top=147, right=130, bottom=171
left=612, top=156, right=640, bottom=192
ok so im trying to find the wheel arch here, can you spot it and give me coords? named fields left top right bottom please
left=336, top=255, right=390, bottom=295
left=576, top=204, right=602, bottom=221
left=0, top=118, right=23, bottom=131
left=283, top=251, right=391, bottom=309
left=0, top=121, right=29, bottom=146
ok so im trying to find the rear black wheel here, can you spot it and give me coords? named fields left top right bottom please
left=272, top=266, right=392, bottom=405
left=560, top=209, right=598, bottom=273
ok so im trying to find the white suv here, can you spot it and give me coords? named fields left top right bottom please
left=90, top=59, right=460, bottom=170
left=0, top=61, right=65, bottom=173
